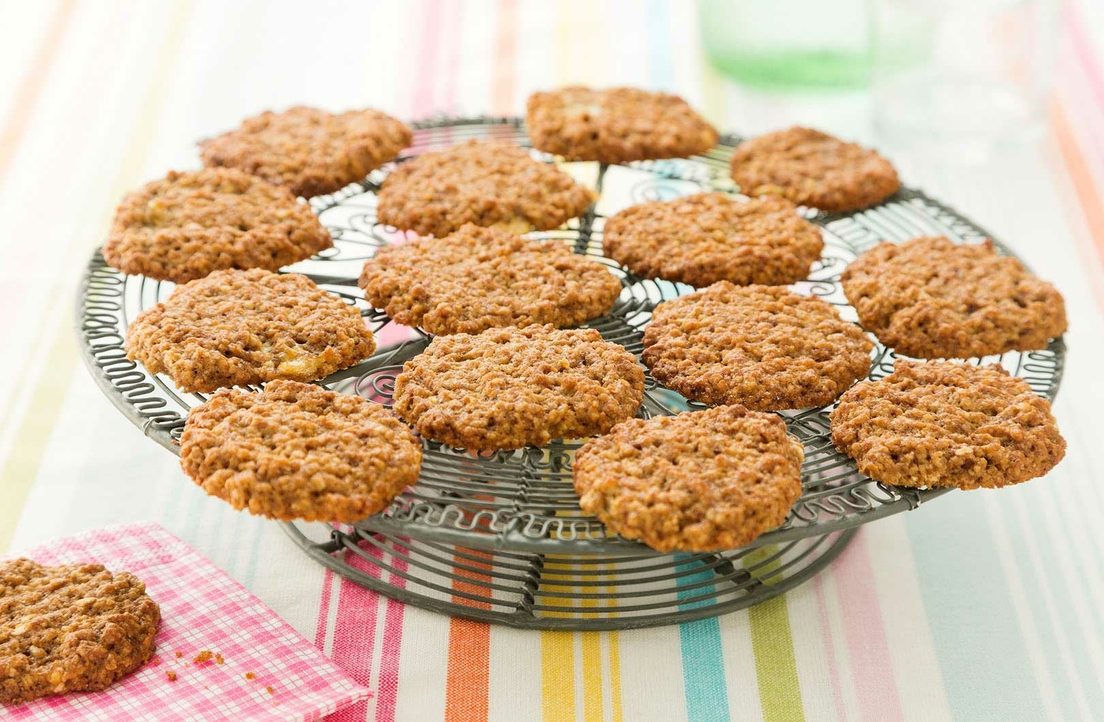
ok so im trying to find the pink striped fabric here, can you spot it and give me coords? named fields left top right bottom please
left=3, top=523, right=370, bottom=721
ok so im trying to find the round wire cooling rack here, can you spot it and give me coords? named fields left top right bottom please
left=77, top=116, right=1066, bottom=630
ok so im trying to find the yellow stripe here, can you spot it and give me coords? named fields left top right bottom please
left=607, top=631, right=623, bottom=722
left=581, top=632, right=603, bottom=721
left=0, top=0, right=192, bottom=553
left=542, top=557, right=577, bottom=721
left=606, top=562, right=623, bottom=722
left=577, top=551, right=603, bottom=721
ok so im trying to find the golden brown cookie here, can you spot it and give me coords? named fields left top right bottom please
left=730, top=126, right=900, bottom=212
left=103, top=168, right=332, bottom=283
left=0, top=559, right=160, bottom=705
left=358, top=224, right=622, bottom=334
left=199, top=106, right=412, bottom=198
left=840, top=236, right=1067, bottom=359
left=526, top=86, right=718, bottom=164
left=126, top=269, right=375, bottom=393
left=573, top=405, right=804, bottom=552
left=393, top=325, right=644, bottom=450
left=180, top=380, right=421, bottom=522
left=642, top=282, right=872, bottom=411
left=375, top=140, right=595, bottom=237
left=830, top=360, right=1065, bottom=489
left=602, top=193, right=823, bottom=287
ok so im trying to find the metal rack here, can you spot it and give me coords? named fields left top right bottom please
left=77, top=116, right=1065, bottom=629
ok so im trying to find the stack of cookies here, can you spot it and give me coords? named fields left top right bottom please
left=101, top=89, right=1068, bottom=557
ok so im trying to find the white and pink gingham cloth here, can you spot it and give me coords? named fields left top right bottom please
left=2, top=523, right=370, bottom=721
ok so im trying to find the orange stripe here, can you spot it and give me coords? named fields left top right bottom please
left=445, top=549, right=492, bottom=722
left=0, top=0, right=75, bottom=184
left=1050, top=100, right=1104, bottom=313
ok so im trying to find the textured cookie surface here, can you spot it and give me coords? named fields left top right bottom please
left=840, top=236, right=1067, bottom=359
left=526, top=86, right=718, bottom=164
left=199, top=105, right=412, bottom=198
left=359, top=224, right=622, bottom=334
left=0, top=559, right=160, bottom=705
left=393, top=325, right=644, bottom=450
left=104, top=168, right=332, bottom=283
left=375, top=140, right=595, bottom=237
left=830, top=361, right=1065, bottom=489
left=573, top=405, right=804, bottom=552
left=126, top=269, right=375, bottom=393
left=602, top=193, right=823, bottom=287
left=180, top=380, right=421, bottom=521
left=642, top=282, right=872, bottom=411
left=730, top=126, right=900, bottom=212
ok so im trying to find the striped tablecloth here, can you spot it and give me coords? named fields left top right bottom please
left=3, top=2, right=1104, bottom=720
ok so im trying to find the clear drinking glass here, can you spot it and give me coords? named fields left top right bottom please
left=870, top=0, right=1056, bottom=159
left=699, top=0, right=870, bottom=90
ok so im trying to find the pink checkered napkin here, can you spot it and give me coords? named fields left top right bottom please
left=3, top=523, right=370, bottom=721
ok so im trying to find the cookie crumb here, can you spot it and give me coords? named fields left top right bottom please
left=175, top=651, right=183, bottom=659
left=193, top=650, right=214, bottom=664
left=215, top=653, right=225, bottom=665
left=266, top=685, right=275, bottom=695
left=166, top=671, right=178, bottom=682
left=245, top=672, right=256, bottom=680
left=151, top=657, right=161, bottom=667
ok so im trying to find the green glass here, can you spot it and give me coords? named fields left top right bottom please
left=698, top=0, right=871, bottom=90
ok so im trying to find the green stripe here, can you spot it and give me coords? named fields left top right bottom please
left=748, top=548, right=805, bottom=722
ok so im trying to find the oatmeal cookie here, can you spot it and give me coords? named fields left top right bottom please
left=526, top=86, right=718, bottom=163
left=840, top=236, right=1067, bottom=359
left=642, top=282, right=872, bottom=410
left=730, top=126, right=900, bottom=212
left=602, top=193, right=823, bottom=287
left=180, top=380, right=421, bottom=521
left=573, top=405, right=804, bottom=552
left=126, top=269, right=375, bottom=393
left=830, top=360, right=1065, bottom=489
left=103, top=168, right=331, bottom=283
left=375, top=140, right=595, bottom=237
left=199, top=106, right=412, bottom=198
left=393, top=325, right=644, bottom=450
left=358, top=224, right=622, bottom=334
left=0, top=559, right=160, bottom=705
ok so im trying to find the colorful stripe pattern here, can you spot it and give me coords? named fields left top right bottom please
left=2, top=2, right=1104, bottom=721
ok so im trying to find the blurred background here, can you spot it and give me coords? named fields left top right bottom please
left=1, top=2, right=1103, bottom=720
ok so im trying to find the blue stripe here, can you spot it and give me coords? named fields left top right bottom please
left=905, top=493, right=1049, bottom=720
left=677, top=557, right=732, bottom=722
